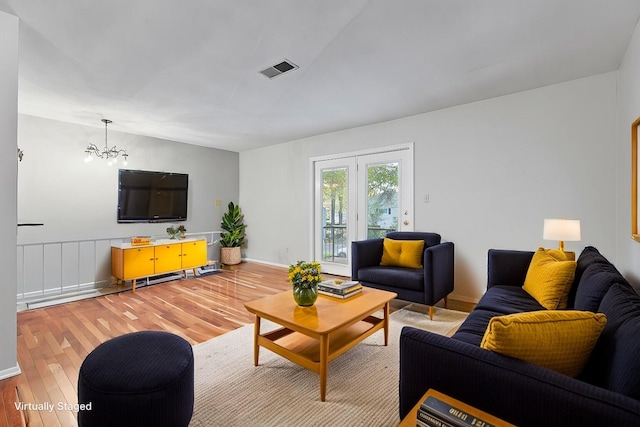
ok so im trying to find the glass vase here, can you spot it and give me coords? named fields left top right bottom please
left=292, top=283, right=318, bottom=307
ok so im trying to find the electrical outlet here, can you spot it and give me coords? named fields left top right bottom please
left=215, top=199, right=221, bottom=206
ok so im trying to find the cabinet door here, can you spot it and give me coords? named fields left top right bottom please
left=155, top=243, right=183, bottom=273
left=181, top=240, right=207, bottom=269
left=123, top=247, right=156, bottom=279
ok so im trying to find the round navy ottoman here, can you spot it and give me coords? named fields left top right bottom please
left=77, top=331, right=194, bottom=427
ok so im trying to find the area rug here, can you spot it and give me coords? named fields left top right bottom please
left=189, top=305, right=467, bottom=427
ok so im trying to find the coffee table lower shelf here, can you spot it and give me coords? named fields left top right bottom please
left=259, top=315, right=383, bottom=365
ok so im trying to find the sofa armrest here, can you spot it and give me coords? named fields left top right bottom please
left=424, top=242, right=454, bottom=304
left=487, top=249, right=534, bottom=289
left=399, top=327, right=640, bottom=426
left=351, top=238, right=384, bottom=280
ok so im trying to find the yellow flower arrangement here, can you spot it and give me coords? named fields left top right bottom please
left=288, top=261, right=322, bottom=289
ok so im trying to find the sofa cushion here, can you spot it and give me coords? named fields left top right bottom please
left=474, top=285, right=545, bottom=314
left=380, top=238, right=424, bottom=269
left=451, top=308, right=505, bottom=346
left=357, top=266, right=423, bottom=291
left=480, top=310, right=607, bottom=377
left=572, top=255, right=629, bottom=312
left=522, top=248, right=576, bottom=309
left=453, top=286, right=544, bottom=346
left=580, top=283, right=640, bottom=399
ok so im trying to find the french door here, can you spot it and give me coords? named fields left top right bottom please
left=313, top=146, right=414, bottom=276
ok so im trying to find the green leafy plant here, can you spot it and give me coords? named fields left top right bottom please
left=220, top=202, right=246, bottom=248
left=166, top=224, right=185, bottom=239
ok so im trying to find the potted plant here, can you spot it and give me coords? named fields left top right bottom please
left=220, top=202, right=246, bottom=265
left=166, top=224, right=186, bottom=239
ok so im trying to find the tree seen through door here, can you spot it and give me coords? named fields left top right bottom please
left=321, top=162, right=399, bottom=264
left=322, top=168, right=348, bottom=263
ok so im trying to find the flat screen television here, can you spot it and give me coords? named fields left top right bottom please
left=117, top=169, right=188, bottom=223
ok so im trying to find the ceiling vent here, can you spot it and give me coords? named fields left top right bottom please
left=259, top=59, right=299, bottom=79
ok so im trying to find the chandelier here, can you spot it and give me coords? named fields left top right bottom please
left=84, top=119, right=129, bottom=166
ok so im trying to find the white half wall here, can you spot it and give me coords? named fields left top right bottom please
left=616, top=17, right=640, bottom=287
left=240, top=72, right=617, bottom=302
left=0, top=10, right=20, bottom=378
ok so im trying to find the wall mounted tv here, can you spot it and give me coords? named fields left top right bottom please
left=117, top=169, right=188, bottom=223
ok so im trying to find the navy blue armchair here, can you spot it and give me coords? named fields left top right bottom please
left=351, top=231, right=454, bottom=319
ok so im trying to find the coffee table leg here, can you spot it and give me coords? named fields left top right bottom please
left=320, top=334, right=329, bottom=402
left=384, top=301, right=390, bottom=346
left=253, top=315, right=261, bottom=366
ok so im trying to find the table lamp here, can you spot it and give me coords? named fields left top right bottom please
left=543, top=218, right=581, bottom=251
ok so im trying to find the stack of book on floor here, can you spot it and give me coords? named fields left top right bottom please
left=417, top=390, right=515, bottom=427
left=318, top=279, right=362, bottom=299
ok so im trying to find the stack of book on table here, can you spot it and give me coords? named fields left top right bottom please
left=318, top=279, right=362, bottom=299
left=417, top=390, right=515, bottom=427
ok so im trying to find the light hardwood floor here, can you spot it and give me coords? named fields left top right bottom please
left=0, top=262, right=472, bottom=427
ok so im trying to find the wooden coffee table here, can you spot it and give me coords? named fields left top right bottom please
left=244, top=287, right=397, bottom=401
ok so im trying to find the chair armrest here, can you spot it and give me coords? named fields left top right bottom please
left=399, top=327, right=640, bottom=426
left=423, top=242, right=454, bottom=304
left=487, top=249, right=534, bottom=289
left=351, top=238, right=383, bottom=280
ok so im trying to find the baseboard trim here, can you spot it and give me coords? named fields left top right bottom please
left=449, top=293, right=480, bottom=304
left=0, top=363, right=21, bottom=381
left=241, top=258, right=288, bottom=269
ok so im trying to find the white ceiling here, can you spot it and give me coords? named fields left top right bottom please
left=1, top=1, right=639, bottom=152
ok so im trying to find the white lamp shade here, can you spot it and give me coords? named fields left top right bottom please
left=543, top=219, right=581, bottom=241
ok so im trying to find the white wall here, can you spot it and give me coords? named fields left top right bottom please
left=616, top=17, right=640, bottom=287
left=0, top=10, right=19, bottom=378
left=240, top=72, right=617, bottom=302
left=17, top=115, right=239, bottom=243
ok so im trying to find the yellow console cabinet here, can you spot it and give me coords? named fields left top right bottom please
left=112, top=238, right=207, bottom=292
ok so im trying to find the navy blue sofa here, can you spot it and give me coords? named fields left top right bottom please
left=399, top=246, right=640, bottom=426
left=351, top=231, right=454, bottom=319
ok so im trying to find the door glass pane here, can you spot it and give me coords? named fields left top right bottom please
left=366, top=162, right=399, bottom=239
left=321, top=168, right=348, bottom=264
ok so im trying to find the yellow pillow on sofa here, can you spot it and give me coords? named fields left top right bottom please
left=523, top=247, right=577, bottom=309
left=380, top=238, right=424, bottom=269
left=480, top=310, right=607, bottom=377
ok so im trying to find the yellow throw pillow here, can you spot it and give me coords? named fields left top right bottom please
left=523, top=247, right=577, bottom=309
left=480, top=310, right=607, bottom=377
left=380, top=238, right=424, bottom=269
